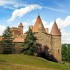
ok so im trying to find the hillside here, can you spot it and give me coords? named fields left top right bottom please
left=0, top=54, right=70, bottom=70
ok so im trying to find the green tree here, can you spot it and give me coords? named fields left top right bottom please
left=62, top=44, right=67, bottom=61
left=62, top=44, right=70, bottom=62
left=1, top=26, right=14, bottom=54
left=22, top=28, right=37, bottom=55
left=68, top=44, right=70, bottom=62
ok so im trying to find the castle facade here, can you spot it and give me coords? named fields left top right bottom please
left=9, top=15, right=62, bottom=62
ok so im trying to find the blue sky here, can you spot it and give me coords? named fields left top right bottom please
left=0, top=0, right=70, bottom=43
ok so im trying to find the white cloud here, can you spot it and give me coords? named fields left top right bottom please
left=56, top=16, right=70, bottom=28
left=61, top=29, right=70, bottom=44
left=7, top=4, right=42, bottom=22
left=0, top=25, right=6, bottom=35
left=0, top=0, right=25, bottom=9
left=0, top=0, right=15, bottom=6
left=45, top=6, right=68, bottom=13
left=4, top=5, right=15, bottom=9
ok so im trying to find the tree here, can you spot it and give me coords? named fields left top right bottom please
left=68, top=44, right=70, bottom=62
left=1, top=26, right=14, bottom=54
left=62, top=44, right=70, bottom=62
left=21, top=28, right=37, bottom=55
left=62, top=44, right=67, bottom=61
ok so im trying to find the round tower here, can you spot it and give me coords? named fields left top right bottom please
left=50, top=21, right=62, bottom=63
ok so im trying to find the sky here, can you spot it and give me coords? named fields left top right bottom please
left=0, top=0, right=70, bottom=43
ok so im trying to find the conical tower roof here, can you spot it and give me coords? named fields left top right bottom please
left=33, top=15, right=45, bottom=32
left=18, top=22, right=23, bottom=27
left=50, top=21, right=61, bottom=36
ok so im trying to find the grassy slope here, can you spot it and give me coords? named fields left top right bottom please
left=0, top=54, right=70, bottom=70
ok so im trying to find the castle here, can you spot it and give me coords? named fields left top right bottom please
left=10, top=15, right=62, bottom=62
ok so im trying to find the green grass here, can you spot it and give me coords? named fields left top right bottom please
left=0, top=54, right=70, bottom=70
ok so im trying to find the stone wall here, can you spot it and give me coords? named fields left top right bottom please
left=34, top=32, right=62, bottom=62
left=51, top=35, right=62, bottom=62
left=34, top=32, right=52, bottom=49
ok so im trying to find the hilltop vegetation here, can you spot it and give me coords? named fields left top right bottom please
left=0, top=54, right=70, bottom=70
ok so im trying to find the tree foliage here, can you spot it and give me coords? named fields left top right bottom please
left=1, top=26, right=14, bottom=54
left=22, top=28, right=37, bottom=55
left=62, top=44, right=70, bottom=62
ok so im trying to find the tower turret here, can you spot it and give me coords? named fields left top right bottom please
left=18, top=22, right=23, bottom=34
left=33, top=15, right=46, bottom=33
left=50, top=21, right=61, bottom=36
left=50, top=21, right=62, bottom=62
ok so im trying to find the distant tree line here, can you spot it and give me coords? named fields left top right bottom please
left=62, top=44, right=70, bottom=62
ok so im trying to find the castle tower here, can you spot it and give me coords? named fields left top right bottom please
left=18, top=22, right=23, bottom=34
left=50, top=21, right=62, bottom=62
left=33, top=15, right=46, bottom=33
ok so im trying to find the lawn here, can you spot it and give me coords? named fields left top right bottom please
left=0, top=54, right=70, bottom=70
